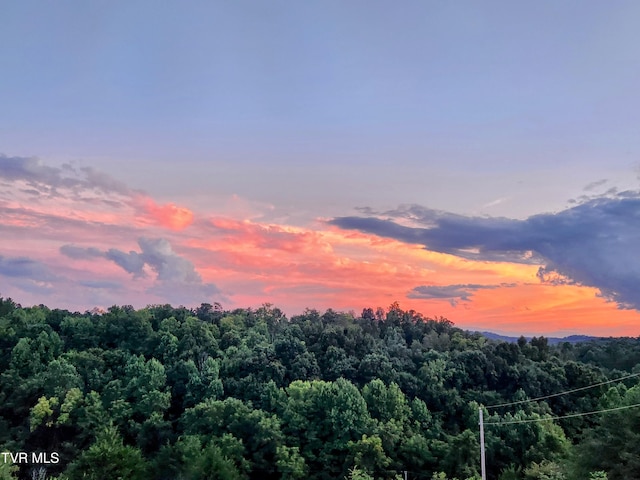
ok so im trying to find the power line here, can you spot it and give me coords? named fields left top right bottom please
left=479, top=372, right=640, bottom=478
left=485, top=401, right=640, bottom=426
left=486, top=371, right=640, bottom=410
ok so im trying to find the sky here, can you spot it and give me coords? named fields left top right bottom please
left=1, top=1, right=640, bottom=336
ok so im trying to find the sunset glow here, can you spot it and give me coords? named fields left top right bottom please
left=1, top=157, right=638, bottom=337
left=2, top=3, right=640, bottom=337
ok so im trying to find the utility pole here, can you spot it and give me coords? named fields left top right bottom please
left=479, top=407, right=486, bottom=480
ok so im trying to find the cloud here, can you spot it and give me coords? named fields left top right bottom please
left=0, top=205, right=143, bottom=251
left=136, top=237, right=202, bottom=283
left=331, top=191, right=640, bottom=310
left=105, top=249, right=146, bottom=276
left=408, top=283, right=516, bottom=307
left=0, top=154, right=131, bottom=197
left=79, top=166, right=131, bottom=196
left=483, top=197, right=507, bottom=209
left=80, top=280, right=122, bottom=290
left=207, top=217, right=332, bottom=254
left=584, top=179, right=608, bottom=191
left=333, top=207, right=536, bottom=263
left=0, top=255, right=60, bottom=295
left=141, top=199, right=194, bottom=230
left=1, top=155, right=193, bottom=233
left=59, top=245, right=103, bottom=260
left=0, top=155, right=65, bottom=186
left=0, top=255, right=57, bottom=281
left=135, top=237, right=221, bottom=305
left=60, top=238, right=221, bottom=305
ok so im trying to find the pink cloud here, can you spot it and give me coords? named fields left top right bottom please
left=140, top=197, right=194, bottom=230
left=3, top=156, right=640, bottom=336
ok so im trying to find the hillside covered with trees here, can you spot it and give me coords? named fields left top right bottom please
left=1, top=297, right=639, bottom=480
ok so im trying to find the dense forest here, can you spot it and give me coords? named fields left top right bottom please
left=1, top=297, right=640, bottom=480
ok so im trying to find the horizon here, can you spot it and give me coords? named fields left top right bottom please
left=0, top=295, right=632, bottom=340
left=1, top=296, right=627, bottom=340
left=2, top=2, right=640, bottom=337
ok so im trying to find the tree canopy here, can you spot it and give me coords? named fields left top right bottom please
left=0, top=298, right=637, bottom=479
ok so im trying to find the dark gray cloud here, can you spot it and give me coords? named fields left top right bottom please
left=334, top=206, right=537, bottom=262
left=60, top=237, right=221, bottom=305
left=331, top=192, right=640, bottom=310
left=568, top=186, right=619, bottom=205
left=0, top=255, right=57, bottom=281
left=0, top=154, right=132, bottom=197
left=408, top=283, right=516, bottom=307
left=0, top=255, right=59, bottom=295
left=105, top=249, right=146, bottom=276
left=0, top=155, right=61, bottom=184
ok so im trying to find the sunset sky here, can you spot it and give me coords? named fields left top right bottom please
left=2, top=1, right=640, bottom=336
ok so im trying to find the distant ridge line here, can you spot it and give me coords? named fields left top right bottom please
left=478, top=331, right=601, bottom=345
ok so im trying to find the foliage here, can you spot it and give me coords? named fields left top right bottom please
left=0, top=461, right=18, bottom=480
left=0, top=299, right=638, bottom=479
left=345, top=466, right=372, bottom=480
left=523, top=460, right=565, bottom=480
left=589, top=473, right=607, bottom=480
left=64, top=425, right=148, bottom=480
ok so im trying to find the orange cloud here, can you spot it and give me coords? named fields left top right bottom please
left=208, top=217, right=332, bottom=254
left=3, top=160, right=640, bottom=336
left=179, top=216, right=640, bottom=336
left=142, top=198, right=194, bottom=230
left=188, top=218, right=508, bottom=307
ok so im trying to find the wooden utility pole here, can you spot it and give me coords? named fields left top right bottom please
left=479, top=407, right=486, bottom=480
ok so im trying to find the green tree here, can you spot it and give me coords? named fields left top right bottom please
left=276, top=445, right=307, bottom=480
left=523, top=460, right=565, bottom=480
left=0, top=460, right=18, bottom=480
left=182, top=397, right=284, bottom=477
left=589, top=473, right=607, bottom=480
left=29, top=396, right=58, bottom=431
left=570, top=384, right=640, bottom=479
left=281, top=379, right=371, bottom=478
left=151, top=434, right=247, bottom=480
left=64, top=425, right=148, bottom=480
left=345, top=466, right=373, bottom=480
left=362, top=380, right=409, bottom=424
left=347, top=434, right=391, bottom=476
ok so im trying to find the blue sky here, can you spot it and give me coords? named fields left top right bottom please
left=1, top=1, right=639, bottom=335
left=4, top=2, right=640, bottom=169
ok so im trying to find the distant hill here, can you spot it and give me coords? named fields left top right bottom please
left=479, top=331, right=600, bottom=345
